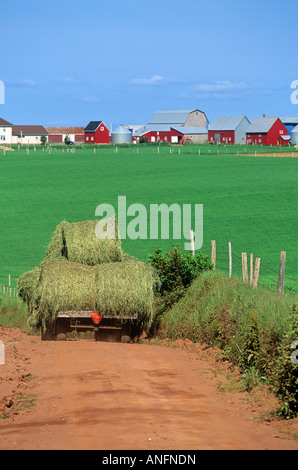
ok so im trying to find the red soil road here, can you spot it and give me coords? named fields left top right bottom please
left=0, top=327, right=298, bottom=450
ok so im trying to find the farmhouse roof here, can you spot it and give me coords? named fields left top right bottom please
left=146, top=124, right=172, bottom=132
left=280, top=117, right=298, bottom=125
left=246, top=117, right=279, bottom=134
left=172, top=126, right=208, bottom=135
left=12, top=125, right=48, bottom=135
left=133, top=127, right=150, bottom=137
left=209, top=116, right=249, bottom=131
left=0, top=118, right=13, bottom=126
left=84, top=121, right=104, bottom=132
left=149, top=109, right=206, bottom=126
left=46, top=127, right=85, bottom=135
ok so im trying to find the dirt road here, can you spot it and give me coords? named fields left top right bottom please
left=0, top=327, right=297, bottom=450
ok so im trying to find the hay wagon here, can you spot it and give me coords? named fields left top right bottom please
left=18, top=220, right=159, bottom=343
left=41, top=310, right=138, bottom=343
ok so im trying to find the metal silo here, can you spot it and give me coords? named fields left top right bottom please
left=291, top=125, right=298, bottom=145
left=111, top=125, right=132, bottom=144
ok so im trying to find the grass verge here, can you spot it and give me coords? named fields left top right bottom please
left=0, top=296, right=33, bottom=333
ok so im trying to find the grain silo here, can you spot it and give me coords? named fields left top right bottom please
left=111, top=125, right=132, bottom=144
left=291, top=125, right=298, bottom=145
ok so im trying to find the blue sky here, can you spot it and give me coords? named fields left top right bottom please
left=1, top=0, right=297, bottom=128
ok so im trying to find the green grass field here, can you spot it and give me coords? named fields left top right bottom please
left=0, top=143, right=297, bottom=293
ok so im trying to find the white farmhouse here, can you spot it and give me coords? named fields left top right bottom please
left=0, top=118, right=13, bottom=145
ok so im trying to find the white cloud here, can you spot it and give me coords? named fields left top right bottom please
left=21, top=79, right=35, bottom=86
left=191, top=80, right=251, bottom=100
left=193, top=80, right=250, bottom=93
left=60, top=77, right=79, bottom=84
left=7, top=79, right=36, bottom=87
left=130, top=75, right=168, bottom=86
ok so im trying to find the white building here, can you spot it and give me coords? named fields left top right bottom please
left=11, top=125, right=48, bottom=145
left=0, top=118, right=13, bottom=145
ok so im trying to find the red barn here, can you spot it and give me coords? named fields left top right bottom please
left=133, top=126, right=184, bottom=143
left=246, top=117, right=288, bottom=146
left=208, top=116, right=250, bottom=144
left=278, top=135, right=291, bottom=146
left=147, top=127, right=184, bottom=143
left=84, top=121, right=110, bottom=144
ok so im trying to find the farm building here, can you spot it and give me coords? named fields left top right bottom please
left=291, top=125, right=298, bottom=145
left=246, top=117, right=288, bottom=146
left=124, top=125, right=146, bottom=136
left=12, top=125, right=48, bottom=145
left=277, top=135, right=291, bottom=146
left=133, top=126, right=183, bottom=144
left=132, top=109, right=209, bottom=144
left=172, top=126, right=208, bottom=143
left=148, top=109, right=209, bottom=129
left=133, top=125, right=207, bottom=144
left=280, top=117, right=298, bottom=134
left=111, top=125, right=133, bottom=144
left=84, top=121, right=110, bottom=144
left=208, top=116, right=250, bottom=144
left=0, top=118, right=13, bottom=145
left=46, top=127, right=85, bottom=143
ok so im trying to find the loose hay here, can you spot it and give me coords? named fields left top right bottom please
left=45, top=220, right=123, bottom=265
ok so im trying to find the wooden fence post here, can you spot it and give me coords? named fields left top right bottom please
left=211, top=240, right=216, bottom=269
left=252, top=258, right=261, bottom=289
left=242, top=252, right=248, bottom=283
left=228, top=242, right=232, bottom=278
left=250, top=253, right=254, bottom=286
left=278, top=251, right=286, bottom=295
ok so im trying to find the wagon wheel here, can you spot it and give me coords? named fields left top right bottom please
left=121, top=323, right=132, bottom=343
left=55, top=318, right=67, bottom=341
left=41, top=327, right=56, bottom=341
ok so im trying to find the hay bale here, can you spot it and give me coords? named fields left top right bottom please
left=22, top=259, right=158, bottom=332
left=17, top=266, right=41, bottom=312
left=94, top=262, right=158, bottom=328
left=45, top=220, right=123, bottom=265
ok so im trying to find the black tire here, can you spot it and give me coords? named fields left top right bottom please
left=121, top=323, right=131, bottom=343
left=55, top=319, right=67, bottom=341
left=41, top=328, right=56, bottom=341
left=121, top=335, right=131, bottom=343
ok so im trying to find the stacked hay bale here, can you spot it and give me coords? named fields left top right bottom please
left=18, top=220, right=159, bottom=333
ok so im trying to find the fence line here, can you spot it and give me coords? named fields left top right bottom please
left=0, top=273, right=18, bottom=298
left=210, top=240, right=297, bottom=295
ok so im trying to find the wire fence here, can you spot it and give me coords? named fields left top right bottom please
left=1, top=241, right=297, bottom=299
left=211, top=241, right=298, bottom=295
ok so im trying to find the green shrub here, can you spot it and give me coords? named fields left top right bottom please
left=148, top=245, right=213, bottom=315
left=0, top=296, right=32, bottom=333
